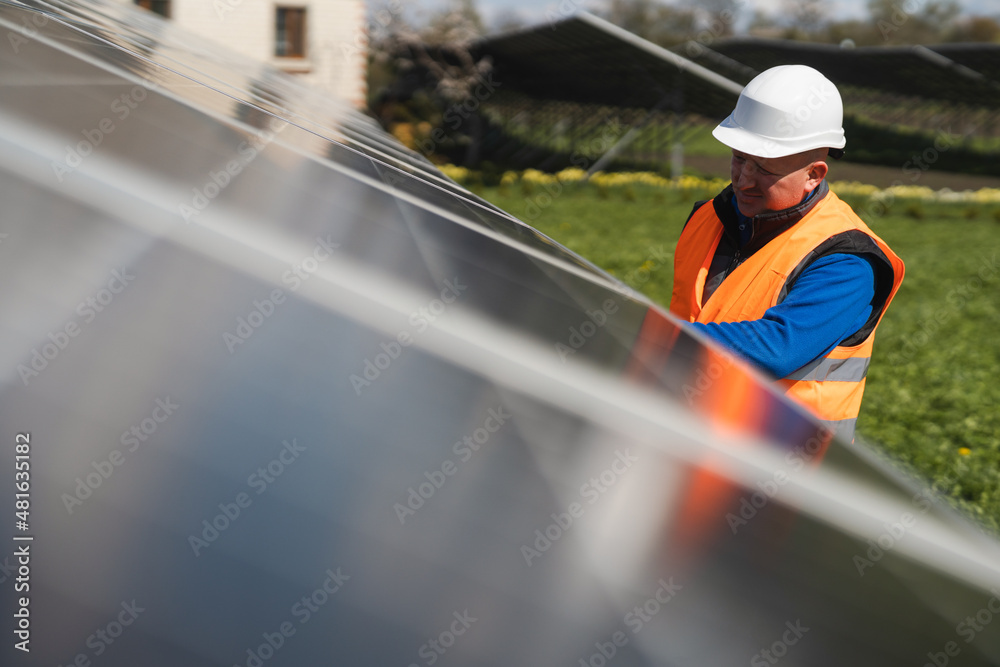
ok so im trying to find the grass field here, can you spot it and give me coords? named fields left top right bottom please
left=472, top=179, right=1000, bottom=533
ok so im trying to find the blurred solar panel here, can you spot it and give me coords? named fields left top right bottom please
left=930, top=43, right=1000, bottom=93
left=2, top=2, right=1000, bottom=666
left=686, top=37, right=1000, bottom=108
left=474, top=12, right=743, bottom=120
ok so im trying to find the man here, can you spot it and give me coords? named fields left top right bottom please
left=670, top=65, right=905, bottom=442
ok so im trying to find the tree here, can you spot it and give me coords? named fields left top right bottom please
left=686, top=0, right=742, bottom=39
left=421, top=0, right=485, bottom=46
left=746, top=9, right=782, bottom=38
left=783, top=0, right=826, bottom=37
left=368, top=0, right=494, bottom=164
left=826, top=19, right=881, bottom=46
left=948, top=15, right=1000, bottom=43
left=491, top=9, right=527, bottom=34
left=867, top=0, right=961, bottom=44
left=369, top=0, right=490, bottom=108
left=599, top=0, right=697, bottom=46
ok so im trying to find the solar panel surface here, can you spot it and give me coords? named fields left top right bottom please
left=2, top=2, right=1000, bottom=665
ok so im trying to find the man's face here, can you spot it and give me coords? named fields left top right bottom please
left=730, top=149, right=828, bottom=218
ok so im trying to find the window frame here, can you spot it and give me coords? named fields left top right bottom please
left=275, top=6, right=308, bottom=59
left=134, top=0, right=171, bottom=19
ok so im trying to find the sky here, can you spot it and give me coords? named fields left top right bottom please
left=400, top=0, right=1000, bottom=33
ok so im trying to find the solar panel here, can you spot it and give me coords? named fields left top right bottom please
left=472, top=16, right=1000, bottom=124
left=933, top=43, right=1000, bottom=80
left=690, top=37, right=1000, bottom=109
left=473, top=12, right=743, bottom=121
left=2, top=1, right=1000, bottom=665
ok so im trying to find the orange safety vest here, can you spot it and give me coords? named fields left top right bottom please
left=670, top=187, right=904, bottom=441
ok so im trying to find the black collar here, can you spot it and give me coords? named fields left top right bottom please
left=713, top=179, right=830, bottom=256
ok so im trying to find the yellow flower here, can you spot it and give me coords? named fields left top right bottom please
left=958, top=447, right=972, bottom=456
left=882, top=184, right=936, bottom=200
left=440, top=164, right=469, bottom=183
left=390, top=123, right=416, bottom=149
left=556, top=167, right=588, bottom=182
left=522, top=168, right=558, bottom=185
left=435, top=167, right=1000, bottom=205
left=830, top=181, right=880, bottom=197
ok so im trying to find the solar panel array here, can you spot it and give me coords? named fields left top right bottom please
left=479, top=14, right=1000, bottom=114
left=470, top=14, right=1000, bottom=161
left=2, top=2, right=1000, bottom=665
left=474, top=13, right=743, bottom=121
left=691, top=38, right=1000, bottom=108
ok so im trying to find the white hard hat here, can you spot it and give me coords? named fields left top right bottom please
left=713, top=65, right=846, bottom=159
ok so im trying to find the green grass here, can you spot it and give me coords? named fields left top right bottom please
left=475, top=182, right=1000, bottom=533
left=490, top=182, right=709, bottom=305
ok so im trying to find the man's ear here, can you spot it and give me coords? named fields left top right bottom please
left=806, top=160, right=828, bottom=190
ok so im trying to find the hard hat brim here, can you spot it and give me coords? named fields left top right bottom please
left=713, top=115, right=847, bottom=160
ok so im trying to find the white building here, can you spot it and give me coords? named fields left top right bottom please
left=128, top=0, right=368, bottom=107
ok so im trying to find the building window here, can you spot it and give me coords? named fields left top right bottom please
left=275, top=7, right=307, bottom=58
left=134, top=0, right=170, bottom=18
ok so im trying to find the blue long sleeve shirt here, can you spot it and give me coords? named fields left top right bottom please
left=688, top=189, right=877, bottom=379
left=689, top=254, right=875, bottom=378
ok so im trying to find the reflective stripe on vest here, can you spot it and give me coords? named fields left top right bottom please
left=670, top=188, right=904, bottom=436
left=820, top=418, right=858, bottom=444
left=785, top=356, right=870, bottom=382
